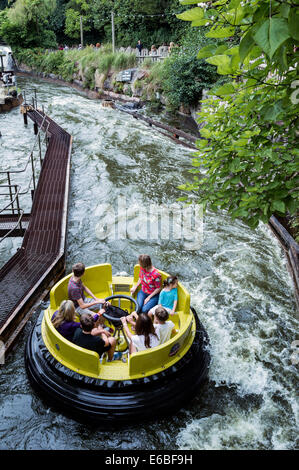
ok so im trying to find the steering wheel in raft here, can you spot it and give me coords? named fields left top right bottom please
left=103, top=294, right=139, bottom=326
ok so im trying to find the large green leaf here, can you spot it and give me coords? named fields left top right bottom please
left=229, top=0, right=242, bottom=9
left=269, top=18, right=291, bottom=58
left=280, top=3, right=290, bottom=19
left=230, top=51, right=241, bottom=72
left=271, top=200, right=286, bottom=213
left=239, top=29, right=255, bottom=62
left=277, top=43, right=289, bottom=71
left=253, top=20, right=271, bottom=56
left=213, top=82, right=236, bottom=96
left=215, top=45, right=230, bottom=54
left=176, top=7, right=204, bottom=21
left=206, top=54, right=232, bottom=74
left=253, top=18, right=290, bottom=59
left=222, top=6, right=245, bottom=25
left=253, top=2, right=269, bottom=23
left=197, top=44, right=217, bottom=59
left=191, top=18, right=210, bottom=26
left=224, top=46, right=239, bottom=56
left=289, top=9, right=299, bottom=41
left=206, top=26, right=235, bottom=38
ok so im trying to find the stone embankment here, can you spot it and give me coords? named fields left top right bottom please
left=17, top=60, right=202, bottom=121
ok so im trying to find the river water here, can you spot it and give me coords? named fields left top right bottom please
left=0, top=76, right=298, bottom=450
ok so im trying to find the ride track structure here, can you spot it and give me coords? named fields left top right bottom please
left=0, top=104, right=73, bottom=355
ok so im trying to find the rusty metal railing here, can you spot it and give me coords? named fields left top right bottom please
left=0, top=95, right=50, bottom=243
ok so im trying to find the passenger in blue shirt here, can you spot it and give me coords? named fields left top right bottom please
left=148, top=276, right=178, bottom=318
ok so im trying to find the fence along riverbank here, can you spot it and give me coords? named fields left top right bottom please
left=268, top=216, right=299, bottom=311
left=0, top=98, right=72, bottom=355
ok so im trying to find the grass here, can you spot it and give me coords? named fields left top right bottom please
left=15, top=44, right=169, bottom=100
left=16, top=45, right=140, bottom=85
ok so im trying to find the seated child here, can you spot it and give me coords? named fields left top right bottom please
left=148, top=275, right=178, bottom=318
left=120, top=313, right=159, bottom=354
left=68, top=262, right=106, bottom=317
left=153, top=306, right=176, bottom=345
left=73, top=313, right=119, bottom=361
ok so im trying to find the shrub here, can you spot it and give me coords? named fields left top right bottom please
left=83, top=65, right=96, bottom=89
left=42, top=50, right=65, bottom=75
left=162, top=52, right=219, bottom=109
left=112, top=52, right=136, bottom=71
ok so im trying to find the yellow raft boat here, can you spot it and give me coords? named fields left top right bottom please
left=25, top=263, right=210, bottom=424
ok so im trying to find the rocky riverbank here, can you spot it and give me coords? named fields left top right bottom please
left=16, top=63, right=201, bottom=137
left=16, top=59, right=202, bottom=123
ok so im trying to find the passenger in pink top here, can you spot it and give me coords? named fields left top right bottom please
left=131, top=254, right=161, bottom=313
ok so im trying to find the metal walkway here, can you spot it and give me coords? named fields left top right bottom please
left=0, top=107, right=72, bottom=351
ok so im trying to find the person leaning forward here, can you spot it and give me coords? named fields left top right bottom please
left=68, top=262, right=106, bottom=316
left=73, top=313, right=117, bottom=361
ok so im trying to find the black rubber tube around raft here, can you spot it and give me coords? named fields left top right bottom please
left=25, top=308, right=210, bottom=424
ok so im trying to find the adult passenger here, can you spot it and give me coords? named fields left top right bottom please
left=131, top=254, right=161, bottom=313
left=51, top=300, right=81, bottom=341
left=51, top=299, right=102, bottom=341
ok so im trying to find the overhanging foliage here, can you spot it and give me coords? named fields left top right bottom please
left=177, top=0, right=299, bottom=229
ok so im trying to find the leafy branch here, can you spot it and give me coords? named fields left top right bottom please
left=177, top=0, right=299, bottom=229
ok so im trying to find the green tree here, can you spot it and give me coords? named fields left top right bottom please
left=49, top=0, right=68, bottom=44
left=64, top=0, right=91, bottom=40
left=0, top=0, right=57, bottom=48
left=0, top=1, right=8, bottom=11
left=161, top=27, right=223, bottom=109
left=91, top=0, right=190, bottom=48
left=177, top=0, right=299, bottom=229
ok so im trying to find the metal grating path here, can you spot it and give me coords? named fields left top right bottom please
left=0, top=109, right=72, bottom=335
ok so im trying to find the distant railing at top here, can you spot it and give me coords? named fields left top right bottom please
left=42, top=45, right=171, bottom=64
left=117, top=46, right=170, bottom=63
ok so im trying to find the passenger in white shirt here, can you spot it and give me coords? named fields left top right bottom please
left=120, top=313, right=159, bottom=354
left=153, top=306, right=175, bottom=345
